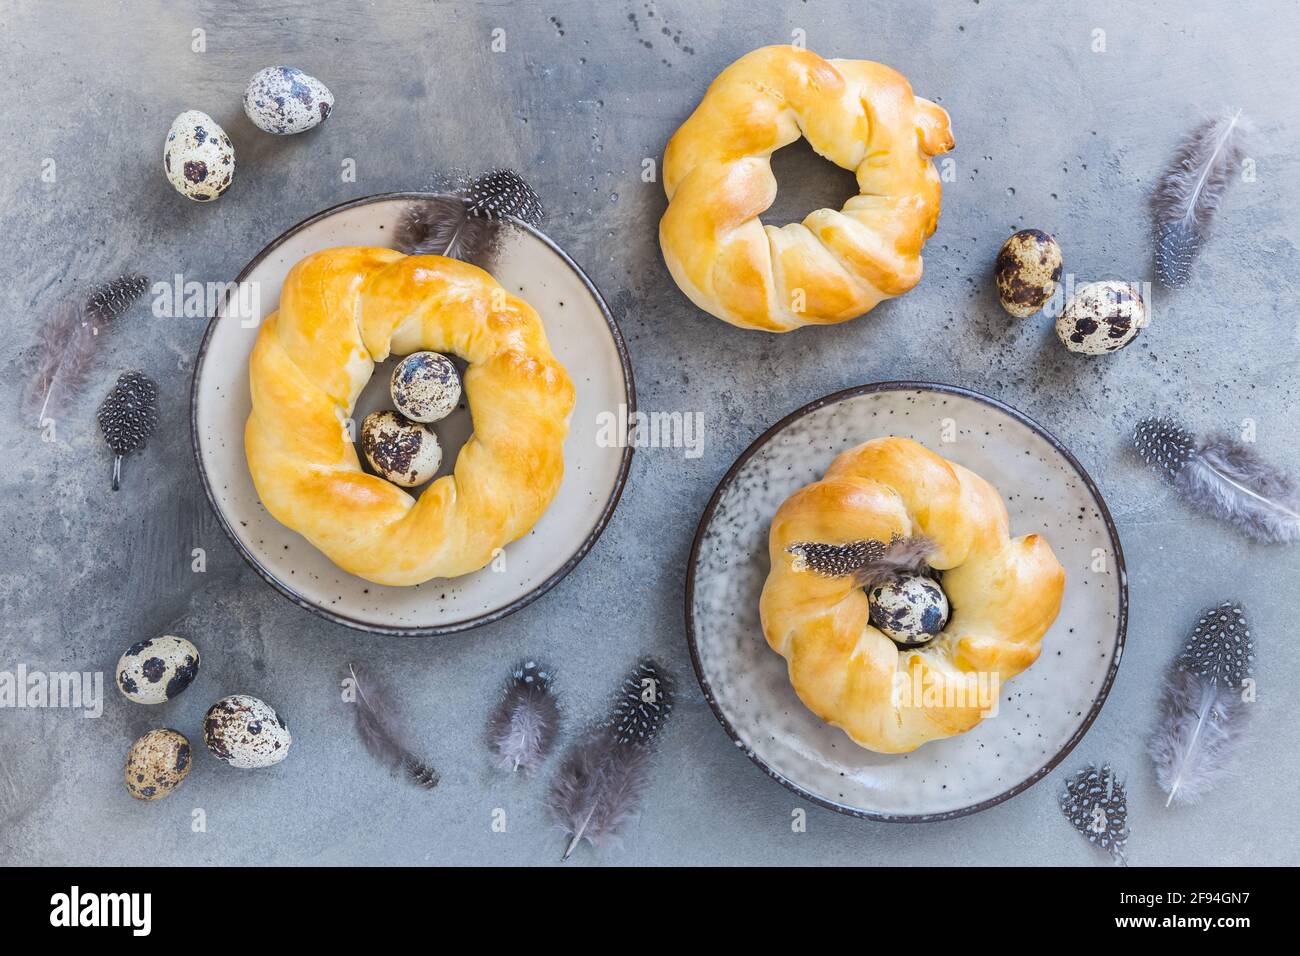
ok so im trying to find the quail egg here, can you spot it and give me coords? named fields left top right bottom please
left=995, top=229, right=1063, bottom=317
left=116, top=634, right=200, bottom=705
left=868, top=573, right=950, bottom=647
left=390, top=352, right=462, bottom=423
left=124, top=728, right=192, bottom=801
left=1056, top=280, right=1147, bottom=355
left=204, top=695, right=292, bottom=769
left=163, top=110, right=234, bottom=202
left=361, top=410, right=442, bottom=486
left=243, top=66, right=334, bottom=135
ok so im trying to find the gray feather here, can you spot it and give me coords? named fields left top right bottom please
left=486, top=660, right=561, bottom=775
left=1149, top=669, right=1249, bottom=807
left=1148, top=602, right=1253, bottom=807
left=548, top=730, right=651, bottom=861
left=23, top=301, right=93, bottom=426
left=1177, top=435, right=1300, bottom=543
left=348, top=664, right=438, bottom=790
left=23, top=274, right=148, bottom=426
left=394, top=195, right=497, bottom=262
left=854, top=535, right=936, bottom=590
left=1134, top=418, right=1300, bottom=543
left=1151, top=110, right=1248, bottom=287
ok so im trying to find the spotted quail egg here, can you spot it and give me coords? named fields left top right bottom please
left=390, top=352, right=461, bottom=423
left=868, top=573, right=950, bottom=647
left=361, top=410, right=442, bottom=487
left=124, top=728, right=192, bottom=801
left=1056, top=280, right=1147, bottom=355
left=995, top=229, right=1063, bottom=317
left=116, top=634, right=200, bottom=705
left=163, top=110, right=234, bottom=202
left=204, top=695, right=292, bottom=769
left=243, top=66, right=334, bottom=135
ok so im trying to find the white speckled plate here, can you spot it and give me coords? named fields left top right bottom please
left=686, top=382, right=1126, bottom=821
left=192, top=193, right=633, bottom=636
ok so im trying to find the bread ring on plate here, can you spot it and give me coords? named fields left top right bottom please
left=660, top=45, right=954, bottom=332
left=759, top=437, right=1065, bottom=753
left=245, top=247, right=575, bottom=586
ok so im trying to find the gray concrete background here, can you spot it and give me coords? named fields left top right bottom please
left=1, top=0, right=1296, bottom=866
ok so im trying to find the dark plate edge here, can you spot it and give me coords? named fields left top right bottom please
left=189, top=191, right=636, bottom=638
left=683, top=380, right=1128, bottom=823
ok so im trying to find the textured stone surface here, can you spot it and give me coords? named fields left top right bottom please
left=1, top=0, right=1296, bottom=866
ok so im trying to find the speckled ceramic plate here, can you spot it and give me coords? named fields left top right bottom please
left=192, top=193, right=633, bottom=636
left=686, top=382, right=1126, bottom=821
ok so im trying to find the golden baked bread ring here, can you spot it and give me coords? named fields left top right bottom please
left=245, top=247, right=575, bottom=586
left=759, top=437, right=1065, bottom=753
left=661, top=45, right=954, bottom=332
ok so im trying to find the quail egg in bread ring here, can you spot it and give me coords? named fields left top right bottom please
left=995, top=229, right=1063, bottom=317
left=116, top=634, right=200, bottom=705
left=361, top=410, right=442, bottom=486
left=204, top=695, right=292, bottom=769
left=390, top=351, right=461, bottom=423
left=124, top=728, right=192, bottom=801
left=1056, top=280, right=1147, bottom=355
left=867, top=573, right=950, bottom=647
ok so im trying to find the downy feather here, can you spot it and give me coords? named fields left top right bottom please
left=1149, top=668, right=1248, bottom=806
left=1177, top=434, right=1300, bottom=543
left=1151, top=111, right=1248, bottom=287
left=549, top=730, right=651, bottom=861
left=1134, top=418, right=1300, bottom=543
left=348, top=664, right=439, bottom=789
left=23, top=274, right=148, bottom=426
left=1148, top=602, right=1253, bottom=807
left=486, top=660, right=561, bottom=774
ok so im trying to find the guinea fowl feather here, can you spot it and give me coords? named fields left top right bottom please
left=1134, top=418, right=1300, bottom=543
left=786, top=534, right=934, bottom=586
left=394, top=169, right=543, bottom=266
left=486, top=660, right=561, bottom=774
left=1148, top=602, right=1253, bottom=807
left=548, top=658, right=674, bottom=860
left=1059, top=763, right=1130, bottom=864
left=1151, top=111, right=1248, bottom=287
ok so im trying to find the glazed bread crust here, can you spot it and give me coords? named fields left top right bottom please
left=661, top=45, right=954, bottom=332
left=245, top=247, right=575, bottom=586
left=759, top=437, right=1065, bottom=753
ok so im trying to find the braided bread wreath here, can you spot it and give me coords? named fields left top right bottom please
left=660, top=45, right=954, bottom=331
left=245, top=247, right=575, bottom=587
left=759, top=437, right=1065, bottom=753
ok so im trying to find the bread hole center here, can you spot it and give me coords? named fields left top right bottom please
left=764, top=138, right=859, bottom=228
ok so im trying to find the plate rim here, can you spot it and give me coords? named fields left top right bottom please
left=189, top=191, right=636, bottom=637
left=684, top=380, right=1128, bottom=823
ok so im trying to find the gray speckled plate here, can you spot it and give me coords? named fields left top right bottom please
left=686, top=382, right=1126, bottom=821
left=191, top=193, right=633, bottom=636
